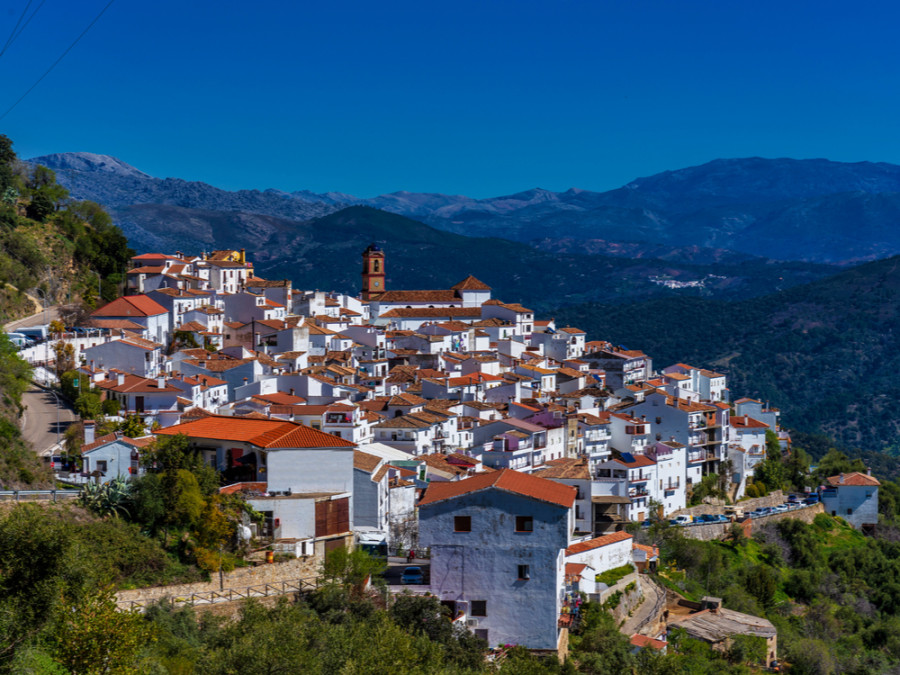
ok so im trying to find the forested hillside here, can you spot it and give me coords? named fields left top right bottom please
left=0, top=134, right=133, bottom=488
left=555, top=256, right=900, bottom=456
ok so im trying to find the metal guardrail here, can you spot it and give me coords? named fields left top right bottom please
left=0, top=490, right=80, bottom=502
left=635, top=577, right=667, bottom=632
left=116, top=576, right=321, bottom=612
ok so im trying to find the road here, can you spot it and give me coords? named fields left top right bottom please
left=4, top=304, right=65, bottom=332
left=20, top=386, right=77, bottom=456
left=620, top=575, right=666, bottom=636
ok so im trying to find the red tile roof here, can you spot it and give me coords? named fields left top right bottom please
left=418, top=468, right=576, bottom=509
left=154, top=415, right=354, bottom=448
left=92, top=295, right=168, bottom=318
left=451, top=275, right=491, bottom=291
left=630, top=634, right=667, bottom=650
left=729, top=415, right=769, bottom=430
left=827, top=472, right=880, bottom=487
left=565, top=531, right=633, bottom=556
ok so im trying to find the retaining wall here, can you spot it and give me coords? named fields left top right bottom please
left=672, top=490, right=785, bottom=518
left=681, top=503, right=824, bottom=541
left=116, top=555, right=320, bottom=606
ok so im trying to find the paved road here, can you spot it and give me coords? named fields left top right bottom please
left=620, top=575, right=666, bottom=636
left=21, top=386, right=77, bottom=456
left=4, top=304, right=64, bottom=332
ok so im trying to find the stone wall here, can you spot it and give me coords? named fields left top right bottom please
left=116, top=555, right=320, bottom=608
left=672, top=490, right=785, bottom=518
left=598, top=571, right=643, bottom=624
left=681, top=503, right=824, bottom=542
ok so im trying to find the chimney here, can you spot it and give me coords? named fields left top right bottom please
left=157, top=376, right=165, bottom=389
left=868, top=467, right=872, bottom=476
left=117, top=373, right=125, bottom=386
left=839, top=473, right=845, bottom=484
left=744, top=415, right=748, bottom=425
left=289, top=388, right=295, bottom=396
left=83, top=421, right=96, bottom=445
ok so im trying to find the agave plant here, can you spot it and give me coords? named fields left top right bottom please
left=79, top=477, right=132, bottom=518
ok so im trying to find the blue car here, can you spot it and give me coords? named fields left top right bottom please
left=401, top=566, right=425, bottom=584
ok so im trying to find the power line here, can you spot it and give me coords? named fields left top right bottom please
left=2, top=0, right=48, bottom=59
left=0, top=0, right=32, bottom=59
left=0, top=0, right=117, bottom=122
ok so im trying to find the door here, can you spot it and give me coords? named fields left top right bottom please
left=135, top=396, right=144, bottom=413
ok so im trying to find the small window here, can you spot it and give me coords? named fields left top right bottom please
left=474, top=628, right=489, bottom=642
left=847, top=508, right=853, bottom=515
left=515, top=516, right=533, bottom=532
left=470, top=600, right=487, bottom=617
left=97, top=460, right=108, bottom=473
left=518, top=564, right=530, bottom=580
left=454, top=516, right=472, bottom=532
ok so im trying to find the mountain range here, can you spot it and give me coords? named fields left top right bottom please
left=29, top=152, right=900, bottom=264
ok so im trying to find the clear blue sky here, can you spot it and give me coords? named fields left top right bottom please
left=2, top=0, right=899, bottom=197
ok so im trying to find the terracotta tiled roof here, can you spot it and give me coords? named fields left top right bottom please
left=534, top=458, right=591, bottom=480
left=565, top=531, right=633, bottom=556
left=82, top=433, right=145, bottom=453
left=85, top=318, right=146, bottom=331
left=354, top=450, right=382, bottom=473
left=729, top=415, right=769, bottom=430
left=418, top=468, right=576, bottom=509
left=630, top=634, right=667, bottom=650
left=827, top=472, right=881, bottom=487
left=92, top=295, right=168, bottom=318
left=380, top=307, right=481, bottom=318
left=451, top=275, right=491, bottom=291
left=377, top=289, right=458, bottom=303
left=155, top=415, right=354, bottom=448
left=612, top=454, right=655, bottom=468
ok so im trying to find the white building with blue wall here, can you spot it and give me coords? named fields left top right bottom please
left=418, top=469, right=576, bottom=652
left=821, top=472, right=880, bottom=529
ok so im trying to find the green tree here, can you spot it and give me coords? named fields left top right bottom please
left=54, top=586, right=152, bottom=674
left=75, top=391, right=103, bottom=420
left=321, top=546, right=386, bottom=598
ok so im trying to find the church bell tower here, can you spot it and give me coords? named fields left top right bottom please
left=361, top=244, right=385, bottom=300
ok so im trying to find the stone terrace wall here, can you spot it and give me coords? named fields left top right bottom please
left=681, top=503, right=824, bottom=542
left=672, top=490, right=785, bottom=518
left=116, top=556, right=320, bottom=607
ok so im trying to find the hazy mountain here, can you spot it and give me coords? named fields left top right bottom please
left=108, top=203, right=837, bottom=311
left=29, top=152, right=900, bottom=263
left=554, top=254, right=900, bottom=453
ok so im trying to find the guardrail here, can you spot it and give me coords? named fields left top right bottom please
left=0, top=489, right=80, bottom=502
left=116, top=577, right=321, bottom=612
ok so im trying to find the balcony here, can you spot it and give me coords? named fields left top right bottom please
left=629, top=487, right=650, bottom=499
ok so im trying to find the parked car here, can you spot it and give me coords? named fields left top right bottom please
left=401, top=566, right=425, bottom=585
left=711, top=514, right=729, bottom=523
left=803, top=495, right=820, bottom=505
left=771, top=504, right=788, bottom=514
left=786, top=494, right=800, bottom=503
left=697, top=514, right=718, bottom=523
left=672, top=515, right=692, bottom=526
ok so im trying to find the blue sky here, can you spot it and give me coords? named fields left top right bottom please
left=2, top=0, right=898, bottom=197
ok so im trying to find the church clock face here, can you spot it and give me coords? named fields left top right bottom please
left=373, top=280, right=380, bottom=288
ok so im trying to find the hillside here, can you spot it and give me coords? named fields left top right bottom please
left=0, top=135, right=134, bottom=488
left=555, top=255, right=900, bottom=453
left=112, top=203, right=837, bottom=311
left=33, top=152, right=900, bottom=264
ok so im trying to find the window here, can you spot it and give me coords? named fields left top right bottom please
left=454, top=516, right=472, bottom=532
left=474, top=628, right=489, bottom=642
left=470, top=600, right=487, bottom=617
left=517, top=564, right=530, bottom=580
left=847, top=508, right=853, bottom=515
left=97, top=460, right=108, bottom=473
left=515, top=516, right=533, bottom=532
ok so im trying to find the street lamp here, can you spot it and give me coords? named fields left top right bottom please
left=35, top=288, right=48, bottom=368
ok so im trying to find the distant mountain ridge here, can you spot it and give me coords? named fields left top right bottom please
left=27, top=152, right=900, bottom=263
